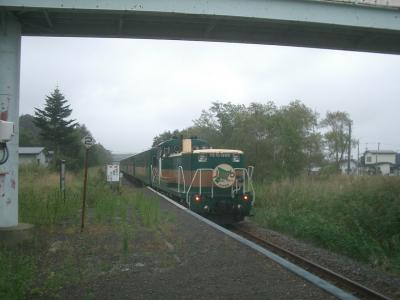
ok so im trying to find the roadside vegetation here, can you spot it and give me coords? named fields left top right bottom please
left=1, top=164, right=175, bottom=299
left=253, top=175, right=400, bottom=274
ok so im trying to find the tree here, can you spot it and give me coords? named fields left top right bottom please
left=33, top=88, right=77, bottom=158
left=193, top=102, right=245, bottom=148
left=230, top=102, right=277, bottom=179
left=76, top=124, right=112, bottom=166
left=152, top=129, right=181, bottom=146
left=62, top=123, right=112, bottom=169
left=152, top=100, right=322, bottom=180
left=273, top=101, right=319, bottom=178
left=19, top=114, right=41, bottom=146
left=320, top=111, right=353, bottom=172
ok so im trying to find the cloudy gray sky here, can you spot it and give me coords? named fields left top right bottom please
left=20, top=37, right=400, bottom=154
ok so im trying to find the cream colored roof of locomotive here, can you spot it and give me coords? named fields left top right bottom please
left=193, top=149, right=243, bottom=154
left=168, top=149, right=243, bottom=157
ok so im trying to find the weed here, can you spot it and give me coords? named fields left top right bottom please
left=134, top=192, right=160, bottom=228
left=7, top=165, right=167, bottom=298
left=42, top=253, right=82, bottom=297
left=253, top=175, right=400, bottom=273
left=0, top=249, right=35, bottom=300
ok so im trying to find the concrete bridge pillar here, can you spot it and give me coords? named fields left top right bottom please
left=0, top=12, right=21, bottom=227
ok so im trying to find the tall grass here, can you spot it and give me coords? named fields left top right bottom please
left=19, top=164, right=81, bottom=226
left=135, top=192, right=160, bottom=228
left=7, top=164, right=163, bottom=298
left=254, top=176, right=400, bottom=273
left=92, top=185, right=160, bottom=228
left=19, top=164, right=162, bottom=228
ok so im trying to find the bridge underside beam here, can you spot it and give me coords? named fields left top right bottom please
left=1, top=0, right=400, bottom=54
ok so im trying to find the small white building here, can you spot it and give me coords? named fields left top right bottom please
left=339, top=159, right=358, bottom=175
left=19, top=147, right=49, bottom=166
left=364, top=150, right=397, bottom=175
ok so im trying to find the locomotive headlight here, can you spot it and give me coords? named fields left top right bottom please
left=198, top=154, right=207, bottom=162
left=241, top=194, right=251, bottom=202
left=232, top=154, right=240, bottom=162
left=193, top=194, right=202, bottom=202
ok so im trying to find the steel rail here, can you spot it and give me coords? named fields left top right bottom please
left=231, top=225, right=391, bottom=300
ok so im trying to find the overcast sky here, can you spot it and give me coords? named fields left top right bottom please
left=20, top=37, right=400, bottom=154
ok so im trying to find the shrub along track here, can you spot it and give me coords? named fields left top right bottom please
left=231, top=223, right=392, bottom=300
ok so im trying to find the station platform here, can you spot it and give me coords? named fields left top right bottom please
left=86, top=186, right=334, bottom=299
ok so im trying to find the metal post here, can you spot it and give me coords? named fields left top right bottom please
left=0, top=13, right=21, bottom=227
left=347, top=122, right=351, bottom=175
left=81, top=148, right=89, bottom=232
left=375, top=142, right=380, bottom=175
left=60, top=160, right=66, bottom=201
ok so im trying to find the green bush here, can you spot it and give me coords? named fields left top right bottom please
left=253, top=176, right=400, bottom=273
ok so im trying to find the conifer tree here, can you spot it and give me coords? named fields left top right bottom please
left=33, top=88, right=77, bottom=156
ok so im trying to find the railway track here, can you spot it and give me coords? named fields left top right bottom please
left=231, top=224, right=391, bottom=300
left=146, top=185, right=393, bottom=299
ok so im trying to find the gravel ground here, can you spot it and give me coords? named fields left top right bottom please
left=240, top=220, right=400, bottom=300
left=80, top=185, right=337, bottom=300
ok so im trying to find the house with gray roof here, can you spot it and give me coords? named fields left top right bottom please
left=19, top=147, right=51, bottom=166
left=363, top=150, right=398, bottom=175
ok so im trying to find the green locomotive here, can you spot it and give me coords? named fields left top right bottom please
left=120, top=137, right=255, bottom=223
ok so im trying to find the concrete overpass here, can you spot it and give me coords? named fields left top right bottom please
left=1, top=0, right=400, bottom=227
left=1, top=0, right=400, bottom=53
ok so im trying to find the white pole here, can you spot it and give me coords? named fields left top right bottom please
left=0, top=13, right=21, bottom=227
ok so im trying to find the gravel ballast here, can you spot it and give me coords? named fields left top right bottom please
left=240, top=221, right=400, bottom=300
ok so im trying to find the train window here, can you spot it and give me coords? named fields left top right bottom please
left=198, top=154, right=207, bottom=162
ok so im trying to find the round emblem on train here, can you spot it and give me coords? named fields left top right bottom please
left=212, top=164, right=236, bottom=188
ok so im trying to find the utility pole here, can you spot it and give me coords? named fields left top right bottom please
left=81, top=148, right=89, bottom=232
left=375, top=142, right=380, bottom=175
left=60, top=160, right=66, bottom=202
left=80, top=135, right=95, bottom=232
left=357, top=140, right=360, bottom=175
left=347, top=122, right=352, bottom=175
